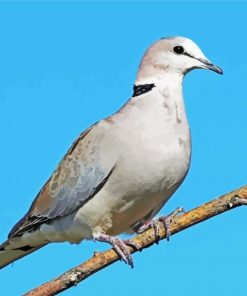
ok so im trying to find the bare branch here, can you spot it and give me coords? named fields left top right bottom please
left=24, top=185, right=247, bottom=296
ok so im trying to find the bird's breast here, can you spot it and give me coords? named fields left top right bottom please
left=121, top=132, right=190, bottom=194
left=113, top=107, right=191, bottom=195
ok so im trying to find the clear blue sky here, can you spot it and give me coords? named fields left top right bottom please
left=0, top=1, right=247, bottom=295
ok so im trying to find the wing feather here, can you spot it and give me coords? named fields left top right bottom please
left=9, top=123, right=115, bottom=238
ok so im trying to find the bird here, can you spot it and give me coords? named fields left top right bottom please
left=0, top=36, right=223, bottom=269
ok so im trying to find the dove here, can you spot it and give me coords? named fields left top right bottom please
left=0, top=36, right=223, bottom=269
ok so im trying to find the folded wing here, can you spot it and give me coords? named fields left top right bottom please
left=9, top=123, right=115, bottom=238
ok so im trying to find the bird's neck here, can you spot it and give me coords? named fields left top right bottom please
left=132, top=69, right=187, bottom=125
left=134, top=69, right=184, bottom=104
left=136, top=62, right=182, bottom=82
left=136, top=62, right=183, bottom=83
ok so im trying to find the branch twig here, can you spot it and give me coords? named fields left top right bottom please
left=24, top=185, right=247, bottom=296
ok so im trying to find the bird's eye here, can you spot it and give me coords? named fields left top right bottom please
left=173, top=46, right=184, bottom=55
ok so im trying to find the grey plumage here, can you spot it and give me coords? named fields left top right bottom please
left=0, top=36, right=222, bottom=269
left=9, top=125, right=115, bottom=237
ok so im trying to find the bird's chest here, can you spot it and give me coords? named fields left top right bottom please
left=98, top=119, right=191, bottom=236
left=131, top=137, right=189, bottom=192
left=115, top=112, right=191, bottom=196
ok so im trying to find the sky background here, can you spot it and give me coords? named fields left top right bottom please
left=0, top=1, right=247, bottom=295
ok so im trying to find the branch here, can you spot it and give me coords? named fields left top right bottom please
left=24, top=185, right=247, bottom=296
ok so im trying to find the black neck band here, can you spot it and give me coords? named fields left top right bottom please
left=132, top=83, right=155, bottom=97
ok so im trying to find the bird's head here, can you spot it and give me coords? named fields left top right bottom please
left=138, top=36, right=223, bottom=80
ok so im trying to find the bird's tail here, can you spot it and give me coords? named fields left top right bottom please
left=0, top=240, right=47, bottom=269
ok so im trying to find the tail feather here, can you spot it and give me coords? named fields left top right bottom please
left=0, top=241, right=47, bottom=269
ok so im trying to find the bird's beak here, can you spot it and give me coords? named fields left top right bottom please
left=183, top=52, right=223, bottom=75
left=198, top=58, right=223, bottom=75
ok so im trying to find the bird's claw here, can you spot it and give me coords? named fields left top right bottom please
left=136, top=207, right=185, bottom=241
left=94, top=234, right=135, bottom=268
left=158, top=207, right=185, bottom=241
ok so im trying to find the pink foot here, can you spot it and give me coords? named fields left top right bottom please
left=136, top=207, right=185, bottom=241
left=94, top=234, right=140, bottom=268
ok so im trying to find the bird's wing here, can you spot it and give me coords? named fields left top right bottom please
left=9, top=123, right=115, bottom=238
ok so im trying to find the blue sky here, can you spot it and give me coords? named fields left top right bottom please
left=0, top=1, right=247, bottom=295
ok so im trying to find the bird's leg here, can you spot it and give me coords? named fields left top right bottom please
left=135, top=207, right=185, bottom=241
left=158, top=207, right=185, bottom=241
left=93, top=234, right=137, bottom=268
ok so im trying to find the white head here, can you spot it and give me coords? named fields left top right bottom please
left=137, top=36, right=223, bottom=81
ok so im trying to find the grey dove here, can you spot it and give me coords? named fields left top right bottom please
left=0, top=36, right=223, bottom=269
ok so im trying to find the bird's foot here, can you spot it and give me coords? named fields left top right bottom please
left=136, top=207, right=185, bottom=242
left=94, top=234, right=138, bottom=268
left=157, top=207, right=185, bottom=241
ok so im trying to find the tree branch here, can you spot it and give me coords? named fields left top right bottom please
left=24, top=185, right=247, bottom=296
